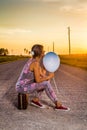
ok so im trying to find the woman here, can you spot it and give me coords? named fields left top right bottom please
left=16, top=44, right=70, bottom=110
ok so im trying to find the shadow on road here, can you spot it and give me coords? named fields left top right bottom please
left=3, top=83, right=18, bottom=108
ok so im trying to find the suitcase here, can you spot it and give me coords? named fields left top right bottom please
left=18, top=93, right=28, bottom=109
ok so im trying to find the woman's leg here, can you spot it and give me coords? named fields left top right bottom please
left=24, top=81, right=69, bottom=110
left=39, top=81, right=58, bottom=103
left=26, top=80, right=58, bottom=103
left=16, top=80, right=58, bottom=103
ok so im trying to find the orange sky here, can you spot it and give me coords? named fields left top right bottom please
left=0, top=0, right=87, bottom=55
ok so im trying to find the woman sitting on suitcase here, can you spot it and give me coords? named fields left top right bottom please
left=16, top=44, right=69, bottom=110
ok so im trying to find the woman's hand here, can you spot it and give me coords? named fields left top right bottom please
left=48, top=72, right=54, bottom=79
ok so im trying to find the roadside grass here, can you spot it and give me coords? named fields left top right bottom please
left=59, top=54, right=87, bottom=71
left=0, top=55, right=29, bottom=63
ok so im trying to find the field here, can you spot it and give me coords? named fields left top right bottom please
left=0, top=54, right=87, bottom=71
left=59, top=54, right=87, bottom=71
left=0, top=55, right=28, bottom=63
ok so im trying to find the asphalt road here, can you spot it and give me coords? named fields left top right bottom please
left=0, top=59, right=87, bottom=130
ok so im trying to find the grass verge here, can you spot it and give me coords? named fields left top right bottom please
left=59, top=54, right=87, bottom=71
left=0, top=55, right=29, bottom=63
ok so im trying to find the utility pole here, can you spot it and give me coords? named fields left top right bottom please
left=53, top=41, right=54, bottom=52
left=68, top=26, right=71, bottom=55
left=48, top=46, right=49, bottom=52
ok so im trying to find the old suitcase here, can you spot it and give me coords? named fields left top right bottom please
left=18, top=93, right=28, bottom=109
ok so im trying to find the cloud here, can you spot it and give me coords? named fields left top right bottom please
left=0, top=0, right=87, bottom=8
left=0, top=28, right=32, bottom=35
left=41, top=0, right=87, bottom=7
left=78, top=0, right=87, bottom=3
left=41, top=0, right=87, bottom=12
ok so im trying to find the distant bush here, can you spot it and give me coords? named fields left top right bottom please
left=0, top=48, right=9, bottom=56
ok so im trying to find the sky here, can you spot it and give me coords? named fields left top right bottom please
left=0, top=0, right=87, bottom=54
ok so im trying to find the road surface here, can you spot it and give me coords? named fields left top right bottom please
left=0, top=59, right=87, bottom=130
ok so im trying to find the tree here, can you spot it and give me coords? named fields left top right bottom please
left=0, top=48, right=9, bottom=56
left=24, top=48, right=29, bottom=55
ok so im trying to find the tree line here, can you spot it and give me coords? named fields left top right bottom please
left=0, top=48, right=29, bottom=56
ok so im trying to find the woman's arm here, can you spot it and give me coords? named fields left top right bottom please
left=34, top=62, right=54, bottom=83
left=40, top=67, right=46, bottom=77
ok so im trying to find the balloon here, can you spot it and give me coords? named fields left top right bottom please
left=43, top=52, right=60, bottom=72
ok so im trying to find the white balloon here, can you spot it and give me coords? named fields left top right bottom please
left=43, top=52, right=60, bottom=72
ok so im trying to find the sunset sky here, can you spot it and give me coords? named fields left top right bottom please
left=0, top=0, right=87, bottom=55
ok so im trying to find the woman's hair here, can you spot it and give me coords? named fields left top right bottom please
left=31, top=44, right=43, bottom=58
